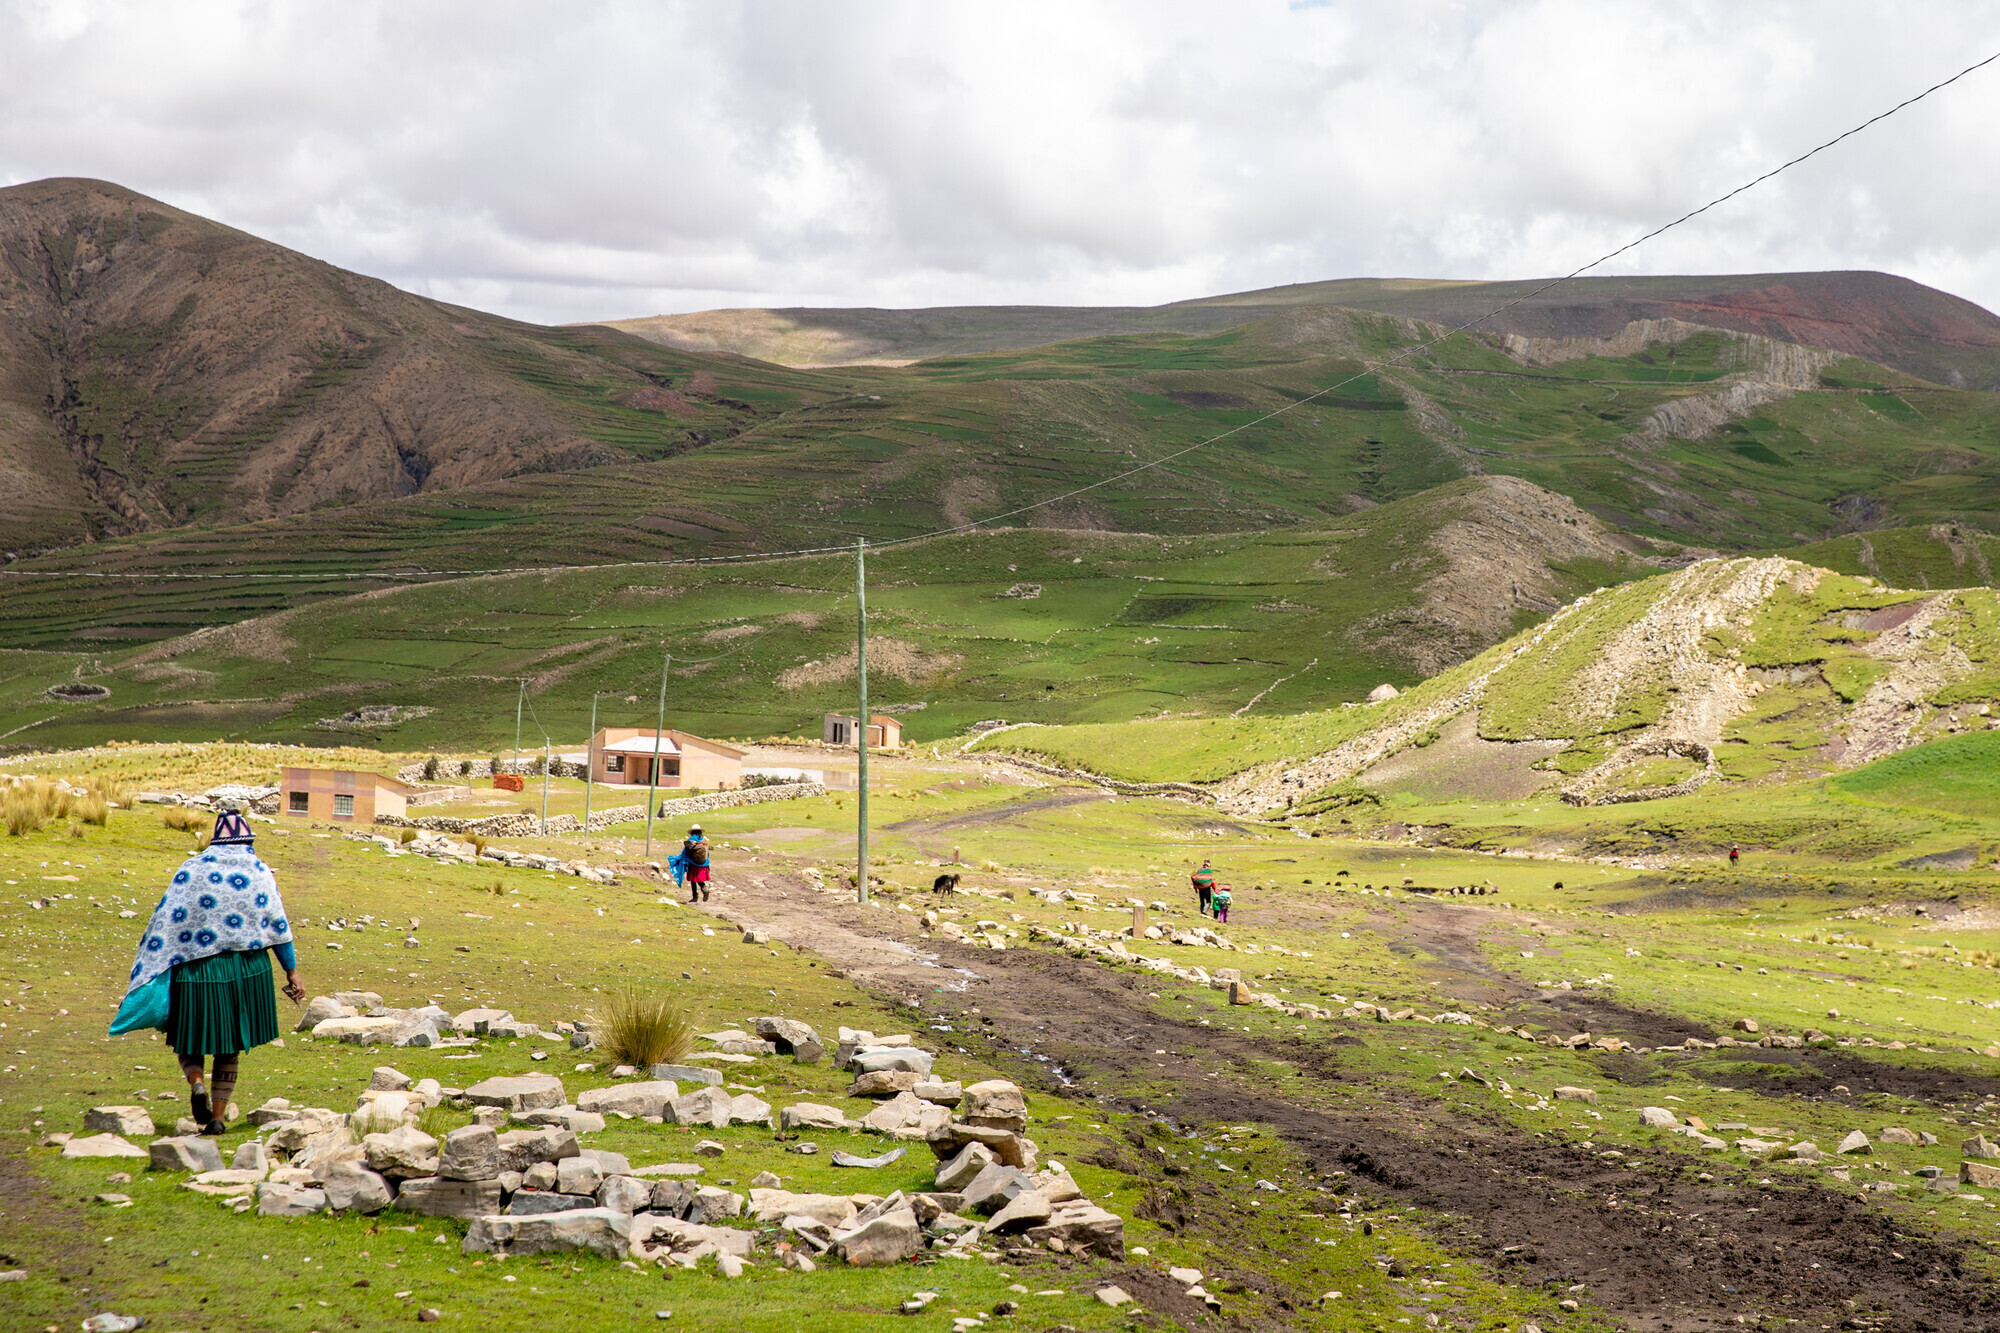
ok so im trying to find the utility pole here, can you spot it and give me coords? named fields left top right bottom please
left=583, top=694, right=598, bottom=833
left=540, top=740, right=551, bottom=836
left=644, top=649, right=670, bottom=859
left=856, top=538, right=869, bottom=904
left=512, top=681, right=524, bottom=778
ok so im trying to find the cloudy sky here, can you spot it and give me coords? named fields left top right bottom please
left=5, top=0, right=2000, bottom=325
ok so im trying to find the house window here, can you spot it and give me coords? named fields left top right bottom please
left=333, top=794, right=354, bottom=819
left=665, top=757, right=681, bottom=777
left=606, top=755, right=624, bottom=774
left=288, top=791, right=309, bottom=815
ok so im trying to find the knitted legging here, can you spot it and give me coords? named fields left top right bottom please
left=178, top=1052, right=240, bottom=1117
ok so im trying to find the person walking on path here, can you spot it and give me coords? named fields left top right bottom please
left=1729, top=846, right=1740, bottom=867
left=1190, top=860, right=1216, bottom=915
left=1211, top=884, right=1233, bottom=925
left=674, top=823, right=712, bottom=902
left=110, top=808, right=303, bottom=1135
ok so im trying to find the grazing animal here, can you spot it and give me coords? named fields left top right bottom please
left=932, top=873, right=961, bottom=893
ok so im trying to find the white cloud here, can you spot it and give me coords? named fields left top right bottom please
left=2, top=0, right=1998, bottom=323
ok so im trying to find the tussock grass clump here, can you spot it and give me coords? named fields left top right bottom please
left=398, top=826, right=419, bottom=846
left=4, top=776, right=121, bottom=835
left=595, top=989, right=695, bottom=1069
left=161, top=805, right=206, bottom=832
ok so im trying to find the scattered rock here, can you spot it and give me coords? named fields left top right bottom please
left=779, top=1102, right=851, bottom=1132
left=322, top=1162, right=393, bottom=1213
left=1963, top=1134, right=2000, bottom=1159
left=1638, top=1107, right=1679, bottom=1128
left=462, top=1075, right=566, bottom=1112
left=832, top=1147, right=907, bottom=1170
left=578, top=1082, right=681, bottom=1119
left=83, top=1106, right=157, bottom=1137
left=1837, top=1130, right=1872, bottom=1155
left=1096, top=1286, right=1132, bottom=1308
left=363, top=1125, right=440, bottom=1179
left=149, top=1136, right=224, bottom=1174
left=598, top=1175, right=653, bottom=1215
left=1733, top=1018, right=1759, bottom=1033
left=465, top=1208, right=633, bottom=1258
left=830, top=1207, right=922, bottom=1266
left=437, top=1126, right=502, bottom=1181
left=1879, top=1126, right=1922, bottom=1146
left=61, top=1134, right=149, bottom=1160
left=393, top=1177, right=504, bottom=1218
left=1552, top=1086, right=1597, bottom=1104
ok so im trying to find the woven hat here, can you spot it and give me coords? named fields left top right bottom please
left=209, top=809, right=256, bottom=846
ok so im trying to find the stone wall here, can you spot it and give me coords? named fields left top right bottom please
left=654, top=782, right=826, bottom=819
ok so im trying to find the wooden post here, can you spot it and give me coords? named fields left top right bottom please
left=856, top=538, right=869, bottom=904
left=1132, top=902, right=1148, bottom=936
left=644, top=650, right=669, bottom=859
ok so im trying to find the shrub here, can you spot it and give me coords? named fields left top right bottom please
left=423, top=756, right=441, bottom=781
left=459, top=759, right=474, bottom=777
left=594, top=988, right=695, bottom=1069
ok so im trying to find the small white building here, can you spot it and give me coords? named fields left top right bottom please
left=823, top=713, right=902, bottom=748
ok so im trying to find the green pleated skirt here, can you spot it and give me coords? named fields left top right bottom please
left=166, top=949, right=280, bottom=1056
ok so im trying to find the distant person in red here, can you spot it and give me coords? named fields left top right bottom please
left=1728, top=846, right=1740, bottom=867
left=1191, top=860, right=1216, bottom=914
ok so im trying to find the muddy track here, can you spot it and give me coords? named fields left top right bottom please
left=703, top=876, right=2000, bottom=1333
left=883, top=790, right=1110, bottom=837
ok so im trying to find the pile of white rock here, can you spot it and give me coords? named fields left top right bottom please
left=340, top=829, right=622, bottom=883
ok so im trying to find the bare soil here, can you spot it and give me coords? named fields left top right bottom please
left=698, top=873, right=2000, bottom=1332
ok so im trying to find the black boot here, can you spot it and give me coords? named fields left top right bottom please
left=190, top=1086, right=210, bottom=1126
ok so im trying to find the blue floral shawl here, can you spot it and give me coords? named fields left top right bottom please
left=110, top=840, right=293, bottom=1034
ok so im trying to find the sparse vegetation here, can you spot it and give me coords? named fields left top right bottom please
left=594, top=987, right=695, bottom=1068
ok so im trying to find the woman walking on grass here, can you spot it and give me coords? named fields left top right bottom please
left=110, top=808, right=304, bottom=1135
left=1211, top=884, right=1232, bottom=924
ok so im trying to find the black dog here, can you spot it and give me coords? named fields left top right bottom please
left=932, top=873, right=961, bottom=893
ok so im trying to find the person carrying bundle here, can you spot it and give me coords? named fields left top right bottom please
left=109, top=808, right=305, bottom=1135
left=1190, top=859, right=1216, bottom=915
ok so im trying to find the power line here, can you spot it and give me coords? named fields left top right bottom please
left=3, top=47, right=1993, bottom=587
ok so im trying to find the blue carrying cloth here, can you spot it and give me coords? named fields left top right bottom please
left=110, top=813, right=294, bottom=1035
left=668, top=852, right=692, bottom=887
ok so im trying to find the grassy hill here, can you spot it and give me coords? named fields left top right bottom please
left=0, top=475, right=1668, bottom=753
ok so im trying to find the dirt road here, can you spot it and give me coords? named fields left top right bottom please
left=699, top=872, right=2000, bottom=1333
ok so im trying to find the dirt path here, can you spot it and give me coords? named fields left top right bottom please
left=698, top=873, right=2000, bottom=1333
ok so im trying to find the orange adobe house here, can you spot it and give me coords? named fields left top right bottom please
left=280, top=768, right=415, bottom=823
left=587, top=728, right=746, bottom=789
left=822, top=714, right=902, bottom=748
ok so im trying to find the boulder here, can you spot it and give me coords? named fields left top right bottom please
left=779, top=1102, right=852, bottom=1132
left=464, top=1207, right=633, bottom=1259
left=927, top=1122, right=1037, bottom=1170
left=394, top=1177, right=504, bottom=1219
left=333, top=990, right=384, bottom=1009
left=961, top=1080, right=1028, bottom=1132
left=1638, top=1107, right=1679, bottom=1128
left=1789, top=1141, right=1824, bottom=1161
left=913, top=1080, right=963, bottom=1107
left=1963, top=1134, right=2000, bottom=1159
left=629, top=1215, right=756, bottom=1266
left=363, top=1125, right=440, bottom=1179
left=847, top=1070, right=920, bottom=1098
left=451, top=1006, right=514, bottom=1035
left=1837, top=1130, right=1872, bottom=1155
left=650, top=1179, right=698, bottom=1216
left=829, top=1207, right=922, bottom=1266
left=596, top=1175, right=652, bottom=1214
left=650, top=1063, right=723, bottom=1087
left=667, top=1085, right=734, bottom=1129
left=232, top=1141, right=269, bottom=1173
left=522, top=1162, right=559, bottom=1192
left=936, top=1143, right=995, bottom=1192
left=84, top=1106, right=156, bottom=1137
left=298, top=996, right=357, bottom=1030
left=350, top=1092, right=416, bottom=1136
left=689, top=1186, right=745, bottom=1223
left=511, top=1107, right=605, bottom=1134
left=506, top=1190, right=598, bottom=1216
left=577, top=1081, right=680, bottom=1119
left=557, top=1157, right=604, bottom=1196
left=580, top=1148, right=632, bottom=1176
left=755, top=1016, right=827, bottom=1064
left=462, top=1075, right=566, bottom=1113
left=748, top=1189, right=858, bottom=1228
left=369, top=1066, right=413, bottom=1092
left=61, top=1134, right=149, bottom=1160
left=149, top=1136, right=224, bottom=1174
left=322, top=1162, right=393, bottom=1213
left=1552, top=1086, right=1597, bottom=1104
left=311, top=1016, right=402, bottom=1044
left=437, top=1126, right=501, bottom=1181
left=850, top=1047, right=933, bottom=1077
left=860, top=1092, right=950, bottom=1137
left=960, top=1162, right=1033, bottom=1216
left=495, top=1127, right=578, bottom=1172
left=1027, top=1202, right=1125, bottom=1259
left=256, top=1183, right=330, bottom=1216
left=1962, top=1161, right=2000, bottom=1189
left=1879, top=1126, right=1922, bottom=1146
left=983, top=1188, right=1052, bottom=1233
left=728, top=1094, right=774, bottom=1128
left=1031, top=1164, right=1084, bottom=1205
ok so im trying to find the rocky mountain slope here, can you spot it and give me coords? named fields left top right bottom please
left=0, top=178, right=835, bottom=551
left=1218, top=556, right=2000, bottom=814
